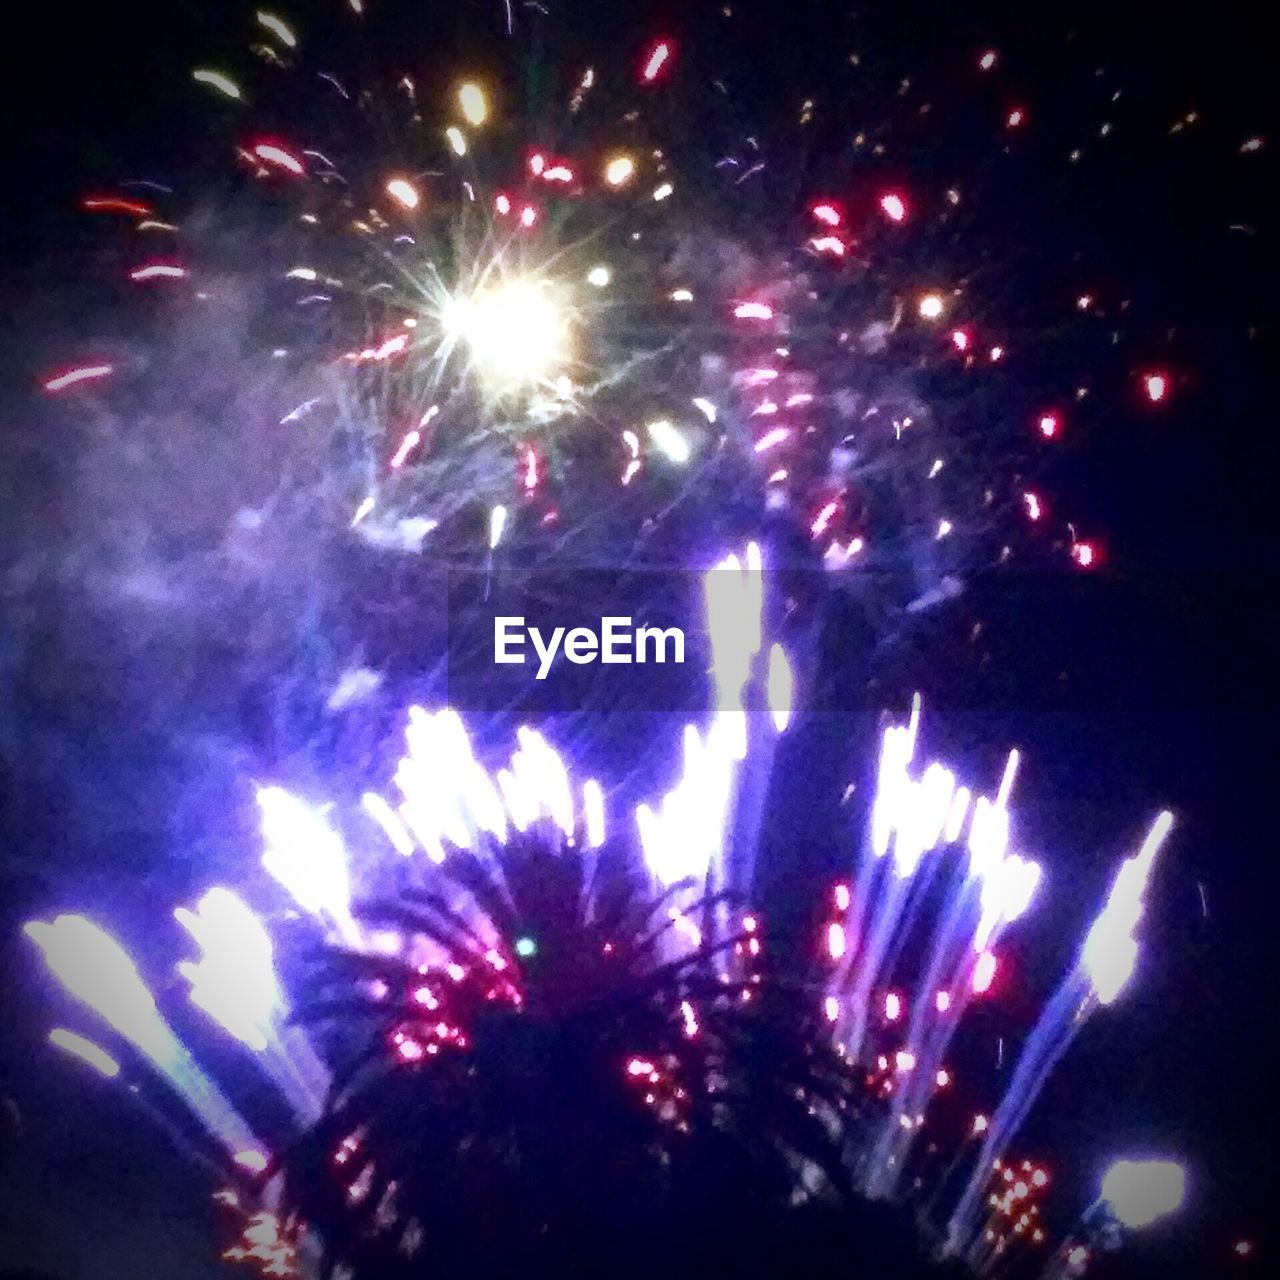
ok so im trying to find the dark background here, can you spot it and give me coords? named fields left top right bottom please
left=1, top=1, right=1275, bottom=1276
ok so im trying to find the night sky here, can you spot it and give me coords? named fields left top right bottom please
left=1, top=2, right=1275, bottom=1277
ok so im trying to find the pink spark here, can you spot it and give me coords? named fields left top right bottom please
left=827, top=922, right=847, bottom=960
left=1072, top=541, right=1099, bottom=569
left=895, top=1050, right=916, bottom=1072
left=935, top=990, right=952, bottom=1013
left=973, top=949, right=998, bottom=994
left=252, top=142, right=306, bottom=175
left=544, top=164, right=574, bottom=183
left=824, top=995, right=840, bottom=1022
left=129, top=263, right=186, bottom=282
left=43, top=363, right=113, bottom=393
left=495, top=193, right=512, bottom=215
left=812, top=202, right=842, bottom=226
left=1038, top=412, right=1061, bottom=439
left=234, top=1150, right=269, bottom=1173
left=1143, top=371, right=1169, bottom=403
left=1007, top=107, right=1026, bottom=128
left=936, top=1069, right=951, bottom=1087
left=523, top=447, right=539, bottom=491
left=627, top=1057, right=656, bottom=1077
left=884, top=992, right=902, bottom=1022
left=755, top=426, right=791, bottom=453
left=520, top=205, right=538, bottom=228
left=1023, top=491, right=1043, bottom=521
left=811, top=500, right=838, bottom=537
left=880, top=193, right=907, bottom=223
left=641, top=39, right=674, bottom=83
left=528, top=153, right=545, bottom=176
left=952, top=328, right=971, bottom=351
left=834, top=883, right=851, bottom=912
left=979, top=50, right=998, bottom=71
left=734, top=301, right=774, bottom=320
left=811, top=235, right=846, bottom=256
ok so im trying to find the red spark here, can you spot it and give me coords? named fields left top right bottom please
left=641, top=39, right=674, bottom=84
left=880, top=192, right=907, bottom=223
left=81, top=194, right=153, bottom=217
left=812, top=201, right=842, bottom=226
left=1037, top=412, right=1061, bottom=439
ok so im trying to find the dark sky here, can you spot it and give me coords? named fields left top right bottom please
left=2, top=1, right=1275, bottom=1277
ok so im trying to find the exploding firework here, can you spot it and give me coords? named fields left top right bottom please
left=24, top=547, right=1175, bottom=1275
left=30, top=0, right=1187, bottom=661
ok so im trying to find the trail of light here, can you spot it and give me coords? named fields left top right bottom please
left=945, top=813, right=1172, bottom=1253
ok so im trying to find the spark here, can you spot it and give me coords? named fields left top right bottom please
left=653, top=182, right=674, bottom=201
left=755, top=427, right=790, bottom=452
left=641, top=39, right=674, bottom=83
left=812, top=202, right=842, bottom=226
left=446, top=127, right=467, bottom=156
left=880, top=193, right=907, bottom=222
left=734, top=302, right=773, bottom=320
left=82, top=195, right=152, bottom=217
left=647, top=419, right=690, bottom=464
left=43, top=363, right=113, bottom=393
left=489, top=505, right=508, bottom=549
left=1144, top=371, right=1169, bottom=403
left=129, top=263, right=186, bottom=281
left=255, top=11, right=297, bottom=47
left=386, top=177, right=420, bottom=209
left=1038, top=412, right=1061, bottom=439
left=918, top=293, right=945, bottom=320
left=252, top=142, right=306, bottom=175
left=604, top=155, right=636, bottom=186
left=193, top=69, right=242, bottom=100
left=457, top=82, right=487, bottom=126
